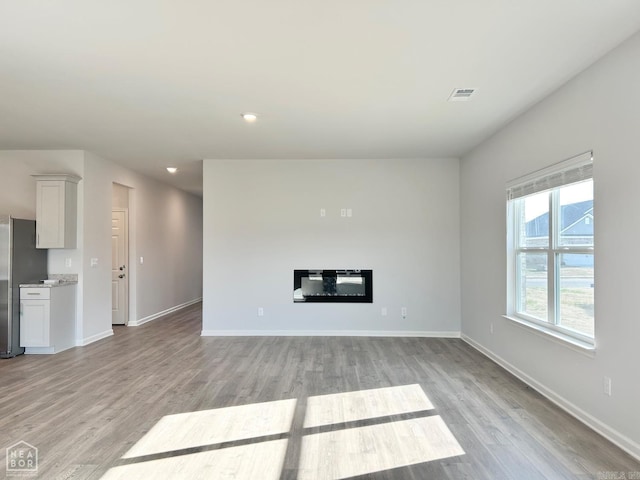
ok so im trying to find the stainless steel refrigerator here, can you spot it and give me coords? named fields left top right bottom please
left=0, top=216, right=48, bottom=358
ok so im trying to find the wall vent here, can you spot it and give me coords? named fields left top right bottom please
left=448, top=88, right=476, bottom=102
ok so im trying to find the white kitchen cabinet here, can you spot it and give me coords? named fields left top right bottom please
left=20, top=297, right=50, bottom=347
left=33, top=174, right=82, bottom=249
left=20, top=285, right=76, bottom=354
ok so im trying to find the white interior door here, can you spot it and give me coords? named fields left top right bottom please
left=112, top=210, right=128, bottom=325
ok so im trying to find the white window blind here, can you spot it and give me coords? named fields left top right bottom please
left=507, top=151, right=593, bottom=200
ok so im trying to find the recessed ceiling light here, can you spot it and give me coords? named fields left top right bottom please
left=166, top=167, right=178, bottom=174
left=241, top=113, right=258, bottom=122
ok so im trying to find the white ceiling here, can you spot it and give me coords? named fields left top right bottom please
left=1, top=1, right=640, bottom=196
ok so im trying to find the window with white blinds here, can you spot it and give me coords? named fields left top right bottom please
left=506, top=151, right=595, bottom=346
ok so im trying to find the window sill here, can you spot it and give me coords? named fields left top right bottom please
left=502, top=315, right=596, bottom=358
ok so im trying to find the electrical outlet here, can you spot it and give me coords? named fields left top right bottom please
left=320, top=208, right=326, bottom=217
left=346, top=208, right=352, bottom=217
left=381, top=307, right=387, bottom=316
left=401, top=307, right=407, bottom=318
left=340, top=208, right=346, bottom=217
left=65, top=258, right=72, bottom=268
left=603, top=376, right=612, bottom=396
left=257, top=307, right=264, bottom=317
left=140, top=256, right=144, bottom=264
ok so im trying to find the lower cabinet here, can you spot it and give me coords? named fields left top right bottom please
left=20, top=285, right=76, bottom=354
left=20, top=298, right=50, bottom=347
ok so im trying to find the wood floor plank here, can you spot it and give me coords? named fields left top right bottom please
left=0, top=302, right=638, bottom=479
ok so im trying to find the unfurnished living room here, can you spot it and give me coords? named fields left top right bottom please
left=1, top=1, right=640, bottom=479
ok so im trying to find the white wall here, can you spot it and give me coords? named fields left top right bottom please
left=460, top=32, right=640, bottom=457
left=202, top=158, right=460, bottom=335
left=112, top=183, right=129, bottom=209
left=0, top=150, right=203, bottom=345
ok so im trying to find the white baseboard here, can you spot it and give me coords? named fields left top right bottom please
left=461, top=334, right=640, bottom=462
left=25, top=347, right=56, bottom=354
left=77, top=329, right=114, bottom=346
left=129, top=298, right=202, bottom=327
left=201, top=330, right=461, bottom=337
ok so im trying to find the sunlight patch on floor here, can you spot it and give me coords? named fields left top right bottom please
left=298, top=416, right=465, bottom=480
left=102, top=439, right=288, bottom=480
left=122, top=398, right=296, bottom=458
left=304, top=383, right=434, bottom=428
left=103, top=385, right=464, bottom=479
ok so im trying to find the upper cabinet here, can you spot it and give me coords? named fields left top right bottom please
left=33, top=174, right=82, bottom=249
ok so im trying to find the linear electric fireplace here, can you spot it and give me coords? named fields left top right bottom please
left=293, top=270, right=373, bottom=303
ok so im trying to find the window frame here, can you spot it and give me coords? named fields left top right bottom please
left=506, top=152, right=594, bottom=347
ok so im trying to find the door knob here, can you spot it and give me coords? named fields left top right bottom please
left=118, top=274, right=126, bottom=279
left=119, top=265, right=126, bottom=271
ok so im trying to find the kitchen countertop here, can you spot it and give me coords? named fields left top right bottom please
left=20, top=280, right=78, bottom=288
left=20, top=273, right=78, bottom=288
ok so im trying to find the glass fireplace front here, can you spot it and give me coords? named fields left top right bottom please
left=293, top=270, right=373, bottom=303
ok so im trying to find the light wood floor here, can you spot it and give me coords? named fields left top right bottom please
left=1, top=303, right=638, bottom=479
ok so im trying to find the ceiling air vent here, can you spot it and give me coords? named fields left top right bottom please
left=448, top=88, right=476, bottom=102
